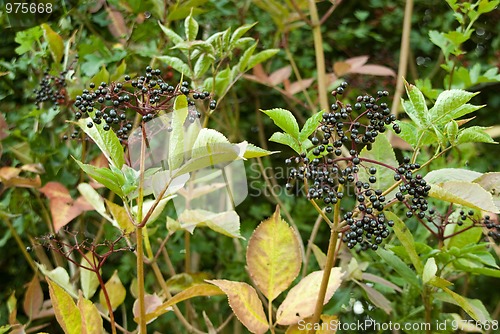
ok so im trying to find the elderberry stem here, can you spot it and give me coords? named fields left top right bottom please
left=136, top=123, right=147, bottom=333
left=309, top=185, right=343, bottom=332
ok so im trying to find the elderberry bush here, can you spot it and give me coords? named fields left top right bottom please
left=72, top=66, right=217, bottom=143
left=284, top=82, right=430, bottom=251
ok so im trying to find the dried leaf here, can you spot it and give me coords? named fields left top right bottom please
left=106, top=7, right=128, bottom=40
left=345, top=55, right=369, bottom=68
left=246, top=206, right=302, bottom=301
left=207, top=280, right=268, bottom=334
left=276, top=268, right=344, bottom=325
left=349, top=64, right=396, bottom=77
left=23, top=276, right=43, bottom=319
left=332, top=61, right=351, bottom=76
left=0, top=113, right=8, bottom=140
left=287, top=78, right=314, bottom=95
left=268, top=66, right=292, bottom=86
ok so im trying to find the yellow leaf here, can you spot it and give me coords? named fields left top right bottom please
left=99, top=271, right=126, bottom=312
left=246, top=206, right=302, bottom=301
left=77, top=294, right=103, bottom=334
left=143, top=283, right=223, bottom=323
left=207, top=280, right=268, bottom=334
left=105, top=199, right=135, bottom=234
left=47, top=279, right=82, bottom=334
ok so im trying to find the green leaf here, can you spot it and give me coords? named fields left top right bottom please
left=230, top=22, right=257, bottom=45
left=464, top=251, right=499, bottom=269
left=422, top=257, right=437, bottom=284
left=358, top=134, right=398, bottom=197
left=445, top=213, right=483, bottom=249
left=445, top=120, right=459, bottom=144
left=478, top=0, right=500, bottom=14
left=194, top=54, right=212, bottom=79
left=261, top=108, right=300, bottom=138
left=452, top=263, right=500, bottom=278
left=243, top=143, right=277, bottom=158
left=385, top=211, right=423, bottom=274
left=237, top=42, right=257, bottom=72
left=132, top=197, right=173, bottom=226
left=191, top=128, right=230, bottom=157
left=80, top=253, right=100, bottom=300
left=299, top=110, right=325, bottom=142
left=37, top=264, right=77, bottom=298
left=269, top=132, right=301, bottom=154
left=246, top=49, right=280, bottom=70
left=457, top=126, right=497, bottom=144
left=392, top=120, right=419, bottom=147
left=110, top=61, right=127, bottom=82
left=14, top=26, right=43, bottom=55
left=435, top=289, right=487, bottom=322
left=402, top=80, right=429, bottom=128
left=175, top=143, right=243, bottom=176
left=428, top=181, right=498, bottom=212
left=77, top=183, right=109, bottom=219
left=47, top=279, right=82, bottom=334
left=184, top=9, right=199, bottom=41
left=158, top=22, right=184, bottom=45
left=74, top=161, right=124, bottom=197
left=41, top=24, right=64, bottom=63
left=157, top=56, right=193, bottom=78
left=429, top=30, right=453, bottom=59
left=76, top=113, right=124, bottom=169
left=429, top=89, right=479, bottom=125
left=168, top=95, right=189, bottom=170
left=424, top=168, right=483, bottom=184
left=90, top=65, right=110, bottom=86
left=376, top=248, right=421, bottom=288
left=246, top=206, right=302, bottom=301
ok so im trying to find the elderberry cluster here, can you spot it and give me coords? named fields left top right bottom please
left=393, top=156, right=431, bottom=219
left=285, top=82, right=423, bottom=251
left=34, top=70, right=68, bottom=108
left=73, top=66, right=217, bottom=142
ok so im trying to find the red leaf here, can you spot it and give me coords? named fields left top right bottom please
left=39, top=182, right=72, bottom=202
left=50, top=199, right=84, bottom=232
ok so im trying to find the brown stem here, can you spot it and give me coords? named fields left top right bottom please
left=308, top=0, right=329, bottom=112
left=391, top=0, right=414, bottom=117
